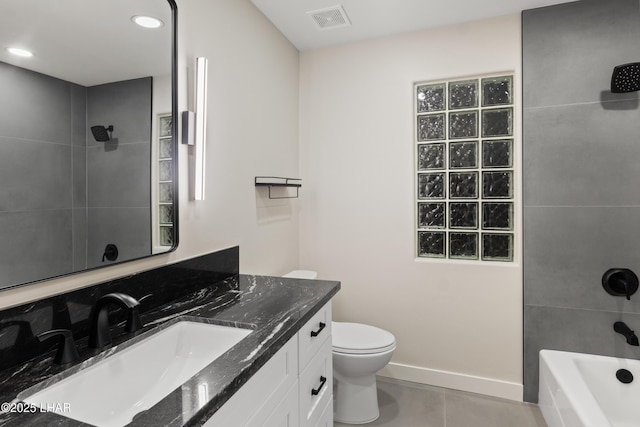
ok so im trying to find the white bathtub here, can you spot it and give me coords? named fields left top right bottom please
left=539, top=350, right=640, bottom=427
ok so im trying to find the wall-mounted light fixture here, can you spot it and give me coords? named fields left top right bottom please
left=194, top=57, right=208, bottom=201
left=182, top=57, right=208, bottom=201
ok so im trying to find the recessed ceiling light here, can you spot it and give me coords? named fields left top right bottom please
left=132, top=15, right=164, bottom=29
left=6, top=47, right=33, bottom=57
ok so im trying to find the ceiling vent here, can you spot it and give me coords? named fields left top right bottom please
left=307, top=5, right=351, bottom=30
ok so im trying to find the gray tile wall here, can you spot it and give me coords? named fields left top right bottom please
left=523, top=0, right=640, bottom=402
left=71, top=83, right=88, bottom=271
left=85, top=78, right=151, bottom=269
left=0, top=61, right=81, bottom=287
left=0, top=62, right=152, bottom=285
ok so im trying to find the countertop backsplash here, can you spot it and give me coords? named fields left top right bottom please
left=0, top=247, right=240, bottom=374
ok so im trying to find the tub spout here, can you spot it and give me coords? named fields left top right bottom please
left=614, top=321, right=639, bottom=346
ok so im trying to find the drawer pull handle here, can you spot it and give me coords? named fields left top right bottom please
left=310, top=322, right=326, bottom=337
left=311, top=376, right=327, bottom=396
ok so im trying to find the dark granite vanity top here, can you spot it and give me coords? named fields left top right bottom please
left=0, top=249, right=340, bottom=427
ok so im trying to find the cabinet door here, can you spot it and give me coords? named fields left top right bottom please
left=314, top=399, right=333, bottom=427
left=204, top=336, right=298, bottom=427
left=299, top=337, right=333, bottom=427
left=260, top=381, right=300, bottom=427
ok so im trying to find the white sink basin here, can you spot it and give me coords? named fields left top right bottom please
left=22, top=320, right=251, bottom=427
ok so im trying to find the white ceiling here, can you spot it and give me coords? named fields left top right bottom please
left=250, top=0, right=577, bottom=51
left=0, top=0, right=172, bottom=86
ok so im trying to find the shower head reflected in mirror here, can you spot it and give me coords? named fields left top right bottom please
left=90, top=125, right=114, bottom=142
left=611, top=63, right=640, bottom=93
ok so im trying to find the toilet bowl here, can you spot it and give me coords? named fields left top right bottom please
left=282, top=270, right=396, bottom=425
left=332, top=322, right=395, bottom=424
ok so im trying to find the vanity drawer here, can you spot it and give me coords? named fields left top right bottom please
left=205, top=335, right=298, bottom=427
left=299, top=337, right=333, bottom=427
left=298, top=302, right=331, bottom=372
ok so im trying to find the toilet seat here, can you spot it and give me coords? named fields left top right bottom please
left=332, top=322, right=396, bottom=355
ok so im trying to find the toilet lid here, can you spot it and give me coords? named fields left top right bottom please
left=332, top=322, right=396, bottom=355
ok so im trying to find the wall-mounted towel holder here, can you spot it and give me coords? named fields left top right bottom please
left=255, top=176, right=302, bottom=199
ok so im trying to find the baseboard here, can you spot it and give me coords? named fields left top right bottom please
left=378, top=362, right=523, bottom=402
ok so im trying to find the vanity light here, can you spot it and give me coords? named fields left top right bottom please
left=193, top=57, right=208, bottom=201
left=6, top=47, right=33, bottom=57
left=131, top=15, right=164, bottom=29
left=181, top=57, right=208, bottom=200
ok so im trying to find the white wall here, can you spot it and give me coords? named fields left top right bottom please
left=177, top=0, right=300, bottom=274
left=299, top=14, right=523, bottom=400
left=2, top=2, right=525, bottom=402
left=0, top=0, right=300, bottom=309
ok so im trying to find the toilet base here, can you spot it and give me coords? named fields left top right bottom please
left=333, top=371, right=380, bottom=424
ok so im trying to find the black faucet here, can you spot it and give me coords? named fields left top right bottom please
left=614, top=321, right=639, bottom=346
left=37, top=329, right=80, bottom=364
left=89, top=293, right=142, bottom=349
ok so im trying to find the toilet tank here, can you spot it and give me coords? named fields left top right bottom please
left=282, top=270, right=318, bottom=279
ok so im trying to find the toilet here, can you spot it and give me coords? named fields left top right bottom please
left=282, top=270, right=396, bottom=424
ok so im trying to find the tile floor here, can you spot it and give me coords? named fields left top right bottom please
left=334, top=377, right=548, bottom=427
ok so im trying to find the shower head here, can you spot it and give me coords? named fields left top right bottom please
left=90, top=125, right=114, bottom=142
left=611, top=63, right=640, bottom=93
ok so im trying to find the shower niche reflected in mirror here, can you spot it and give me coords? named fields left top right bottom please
left=0, top=0, right=178, bottom=290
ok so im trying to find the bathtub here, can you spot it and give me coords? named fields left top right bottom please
left=539, top=350, right=640, bottom=427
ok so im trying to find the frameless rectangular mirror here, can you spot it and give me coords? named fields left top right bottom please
left=0, top=0, right=178, bottom=290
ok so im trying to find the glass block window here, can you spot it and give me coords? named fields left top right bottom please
left=157, top=114, right=174, bottom=247
left=415, top=74, right=515, bottom=262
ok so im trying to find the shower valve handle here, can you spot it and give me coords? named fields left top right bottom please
left=603, top=268, right=639, bottom=300
left=102, top=244, right=119, bottom=262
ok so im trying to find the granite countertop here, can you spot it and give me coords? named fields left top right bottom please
left=0, top=274, right=340, bottom=427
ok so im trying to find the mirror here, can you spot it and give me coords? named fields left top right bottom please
left=0, top=0, right=178, bottom=290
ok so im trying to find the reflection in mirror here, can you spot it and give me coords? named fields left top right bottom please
left=0, top=0, right=177, bottom=290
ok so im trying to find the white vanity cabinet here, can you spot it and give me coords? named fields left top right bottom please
left=204, top=302, right=333, bottom=427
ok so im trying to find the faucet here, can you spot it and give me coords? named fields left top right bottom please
left=37, top=329, right=80, bottom=364
left=614, top=321, right=639, bottom=346
left=89, top=293, right=142, bottom=349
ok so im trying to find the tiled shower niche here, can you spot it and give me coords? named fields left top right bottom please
left=416, top=75, right=515, bottom=261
